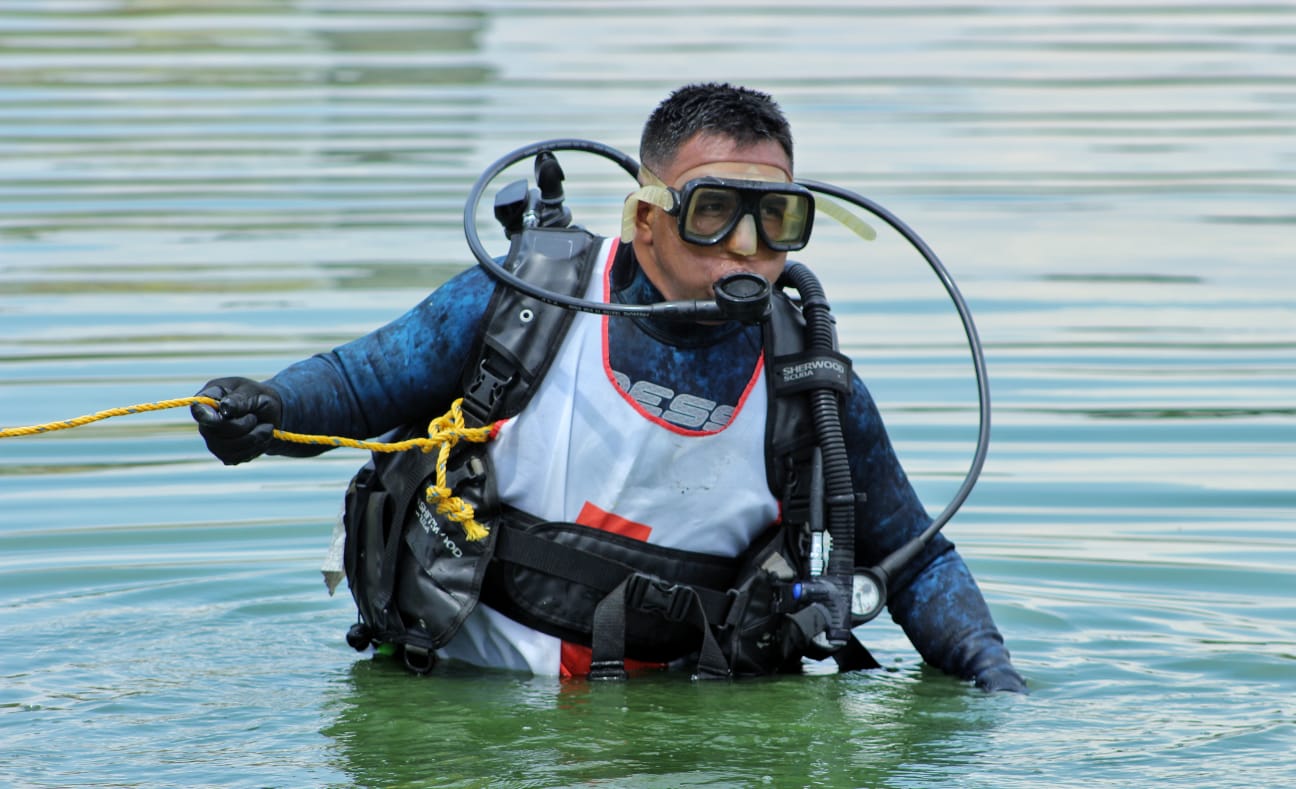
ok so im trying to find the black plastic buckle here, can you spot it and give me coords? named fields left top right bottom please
left=463, top=356, right=514, bottom=424
left=626, top=573, right=692, bottom=623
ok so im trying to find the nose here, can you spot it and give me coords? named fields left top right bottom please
left=723, top=213, right=759, bottom=257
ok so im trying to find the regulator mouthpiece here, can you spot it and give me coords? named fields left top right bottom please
left=713, top=271, right=772, bottom=323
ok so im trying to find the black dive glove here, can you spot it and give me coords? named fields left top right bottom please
left=190, top=377, right=283, bottom=465
left=974, top=663, right=1029, bottom=694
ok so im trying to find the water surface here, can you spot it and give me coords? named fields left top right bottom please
left=2, top=2, right=1294, bottom=787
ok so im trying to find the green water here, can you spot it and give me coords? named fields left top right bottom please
left=2, top=2, right=1293, bottom=787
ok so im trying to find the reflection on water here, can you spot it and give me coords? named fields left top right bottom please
left=324, top=658, right=992, bottom=788
left=1, top=2, right=1294, bottom=787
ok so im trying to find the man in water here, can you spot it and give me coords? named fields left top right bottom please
left=192, top=82, right=1026, bottom=693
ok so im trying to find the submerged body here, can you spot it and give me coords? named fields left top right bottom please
left=194, top=82, right=1025, bottom=692
left=268, top=240, right=1021, bottom=688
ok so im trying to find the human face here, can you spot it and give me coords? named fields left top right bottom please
left=631, top=133, right=792, bottom=303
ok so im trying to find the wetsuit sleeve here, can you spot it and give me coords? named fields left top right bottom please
left=844, top=375, right=1027, bottom=693
left=261, top=266, right=497, bottom=455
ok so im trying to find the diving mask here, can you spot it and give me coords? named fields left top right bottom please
left=622, top=170, right=815, bottom=251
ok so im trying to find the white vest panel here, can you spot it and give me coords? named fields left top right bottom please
left=438, top=239, right=779, bottom=674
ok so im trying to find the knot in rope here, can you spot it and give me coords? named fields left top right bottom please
left=420, top=398, right=494, bottom=542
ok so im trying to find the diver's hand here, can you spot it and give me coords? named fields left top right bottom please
left=974, top=663, right=1029, bottom=694
left=190, top=377, right=283, bottom=465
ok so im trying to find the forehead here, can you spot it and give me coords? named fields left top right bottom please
left=662, top=133, right=792, bottom=186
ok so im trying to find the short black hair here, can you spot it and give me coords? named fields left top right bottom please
left=639, top=83, right=794, bottom=174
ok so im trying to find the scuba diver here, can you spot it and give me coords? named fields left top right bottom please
left=190, top=83, right=1026, bottom=693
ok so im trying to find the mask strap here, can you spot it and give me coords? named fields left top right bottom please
left=620, top=167, right=675, bottom=243
left=815, top=194, right=877, bottom=242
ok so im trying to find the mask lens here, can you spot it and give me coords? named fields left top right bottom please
left=682, top=186, right=741, bottom=243
left=758, top=191, right=810, bottom=246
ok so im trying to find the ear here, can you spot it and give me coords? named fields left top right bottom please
left=634, top=200, right=656, bottom=246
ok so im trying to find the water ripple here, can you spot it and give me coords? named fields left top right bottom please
left=2, top=2, right=1294, bottom=787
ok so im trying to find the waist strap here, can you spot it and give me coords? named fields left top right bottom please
left=489, top=512, right=879, bottom=678
left=493, top=520, right=740, bottom=626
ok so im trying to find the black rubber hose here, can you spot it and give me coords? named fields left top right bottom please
left=797, top=179, right=991, bottom=585
left=781, top=262, right=855, bottom=637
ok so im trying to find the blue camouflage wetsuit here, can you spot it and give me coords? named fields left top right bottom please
left=266, top=242, right=1025, bottom=692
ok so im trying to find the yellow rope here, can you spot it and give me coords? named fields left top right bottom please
left=0, top=394, right=495, bottom=541
left=0, top=397, right=221, bottom=438
left=419, top=400, right=494, bottom=541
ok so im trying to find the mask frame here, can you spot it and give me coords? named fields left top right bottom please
left=661, top=176, right=816, bottom=251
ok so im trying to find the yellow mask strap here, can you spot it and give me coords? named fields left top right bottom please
left=816, top=194, right=877, bottom=242
left=620, top=167, right=675, bottom=243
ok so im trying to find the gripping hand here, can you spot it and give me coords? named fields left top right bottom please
left=190, top=377, right=283, bottom=465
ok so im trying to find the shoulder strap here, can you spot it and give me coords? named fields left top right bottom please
left=461, top=227, right=604, bottom=425
left=762, top=291, right=818, bottom=526
left=762, top=288, right=856, bottom=527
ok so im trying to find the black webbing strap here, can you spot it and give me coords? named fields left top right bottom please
left=783, top=604, right=880, bottom=672
left=589, top=572, right=730, bottom=681
left=494, top=522, right=630, bottom=595
left=833, top=634, right=881, bottom=671
left=493, top=521, right=736, bottom=624
left=587, top=578, right=632, bottom=681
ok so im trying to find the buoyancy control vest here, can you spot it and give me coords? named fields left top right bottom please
left=341, top=226, right=878, bottom=678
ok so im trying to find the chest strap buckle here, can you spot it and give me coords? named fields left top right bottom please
left=625, top=573, right=693, bottom=623
left=463, top=355, right=515, bottom=425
